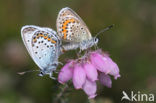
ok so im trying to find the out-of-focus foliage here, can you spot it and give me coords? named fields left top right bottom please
left=0, top=0, right=156, bottom=103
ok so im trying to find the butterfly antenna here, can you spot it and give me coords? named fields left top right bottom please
left=17, top=69, right=40, bottom=75
left=95, top=24, right=114, bottom=37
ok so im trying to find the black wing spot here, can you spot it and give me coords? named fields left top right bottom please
left=36, top=46, right=38, bottom=48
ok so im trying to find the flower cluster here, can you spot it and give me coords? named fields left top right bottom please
left=58, top=49, right=120, bottom=99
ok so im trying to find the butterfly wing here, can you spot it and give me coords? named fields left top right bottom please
left=56, top=7, right=92, bottom=43
left=21, top=25, right=40, bottom=61
left=21, top=25, right=61, bottom=76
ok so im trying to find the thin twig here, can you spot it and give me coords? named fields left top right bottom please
left=89, top=99, right=96, bottom=103
left=53, top=84, right=69, bottom=103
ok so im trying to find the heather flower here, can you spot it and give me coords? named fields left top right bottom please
left=58, top=60, right=74, bottom=84
left=83, top=78, right=97, bottom=99
left=73, top=64, right=86, bottom=89
left=90, top=51, right=110, bottom=73
left=108, top=62, right=120, bottom=79
left=58, top=49, right=120, bottom=99
left=99, top=72, right=112, bottom=88
left=90, top=50, right=120, bottom=79
left=83, top=62, right=98, bottom=82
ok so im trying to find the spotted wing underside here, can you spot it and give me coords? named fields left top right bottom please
left=56, top=7, right=92, bottom=43
left=21, top=25, right=60, bottom=71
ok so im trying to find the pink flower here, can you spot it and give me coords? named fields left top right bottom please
left=58, top=49, right=120, bottom=99
left=73, top=64, right=86, bottom=89
left=108, top=61, right=120, bottom=79
left=90, top=51, right=120, bottom=79
left=99, top=72, right=112, bottom=88
left=90, top=52, right=110, bottom=73
left=83, top=62, right=98, bottom=82
left=58, top=61, right=74, bottom=84
left=83, top=79, right=97, bottom=99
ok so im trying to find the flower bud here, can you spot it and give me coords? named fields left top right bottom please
left=83, top=62, right=98, bottom=82
left=58, top=61, right=74, bottom=84
left=99, top=73, right=112, bottom=88
left=73, top=64, right=86, bottom=89
left=83, top=79, right=97, bottom=99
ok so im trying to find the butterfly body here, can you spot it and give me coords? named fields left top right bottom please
left=79, top=37, right=98, bottom=50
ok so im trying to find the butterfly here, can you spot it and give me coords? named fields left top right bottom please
left=21, top=25, right=62, bottom=78
left=21, top=7, right=111, bottom=78
left=56, top=7, right=99, bottom=51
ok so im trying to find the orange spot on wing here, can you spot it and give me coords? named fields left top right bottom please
left=47, top=38, right=51, bottom=41
left=70, top=19, right=75, bottom=22
left=51, top=40, right=56, bottom=44
left=63, top=33, right=67, bottom=39
left=63, top=29, right=67, bottom=33
left=40, top=34, right=44, bottom=37
left=36, top=36, right=39, bottom=38
left=62, top=19, right=75, bottom=40
left=33, top=39, right=37, bottom=42
left=44, top=35, right=48, bottom=39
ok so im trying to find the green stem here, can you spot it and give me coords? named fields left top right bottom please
left=53, top=84, right=68, bottom=103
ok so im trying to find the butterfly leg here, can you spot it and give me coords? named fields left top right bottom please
left=77, top=49, right=82, bottom=58
left=54, top=71, right=59, bottom=74
left=49, top=72, right=56, bottom=80
left=58, top=62, right=63, bottom=65
left=94, top=43, right=99, bottom=50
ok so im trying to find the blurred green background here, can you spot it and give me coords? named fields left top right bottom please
left=0, top=0, right=156, bottom=103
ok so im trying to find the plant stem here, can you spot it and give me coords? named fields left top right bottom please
left=53, top=84, right=68, bottom=103
left=89, top=99, right=96, bottom=103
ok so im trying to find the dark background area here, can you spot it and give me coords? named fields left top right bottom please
left=0, top=0, right=156, bottom=103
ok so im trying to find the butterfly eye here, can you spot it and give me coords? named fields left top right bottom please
left=94, top=38, right=99, bottom=44
left=38, top=72, right=44, bottom=76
